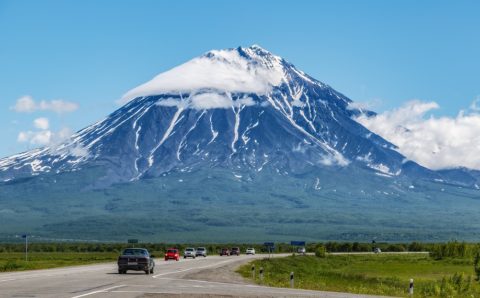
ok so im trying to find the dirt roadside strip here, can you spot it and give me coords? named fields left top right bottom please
left=183, top=257, right=253, bottom=284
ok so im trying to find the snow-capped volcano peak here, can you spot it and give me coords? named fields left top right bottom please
left=121, top=45, right=287, bottom=103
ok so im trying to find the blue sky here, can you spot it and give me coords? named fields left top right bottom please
left=0, top=0, right=479, bottom=158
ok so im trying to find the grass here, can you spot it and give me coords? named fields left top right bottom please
left=0, top=252, right=119, bottom=272
left=238, top=254, right=480, bottom=297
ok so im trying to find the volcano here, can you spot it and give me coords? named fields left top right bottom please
left=1, top=45, right=479, bottom=242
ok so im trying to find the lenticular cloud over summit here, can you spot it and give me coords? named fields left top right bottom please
left=121, top=45, right=284, bottom=104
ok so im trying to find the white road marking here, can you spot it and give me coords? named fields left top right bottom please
left=152, top=258, right=240, bottom=278
left=155, top=277, right=258, bottom=287
left=70, top=285, right=125, bottom=298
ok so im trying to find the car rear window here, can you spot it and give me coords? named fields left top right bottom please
left=122, top=249, right=148, bottom=256
left=167, top=249, right=177, bottom=253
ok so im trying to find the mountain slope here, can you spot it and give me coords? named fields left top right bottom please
left=0, top=45, right=478, bottom=242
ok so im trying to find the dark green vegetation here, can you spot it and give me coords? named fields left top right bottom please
left=238, top=253, right=480, bottom=297
left=1, top=165, right=480, bottom=242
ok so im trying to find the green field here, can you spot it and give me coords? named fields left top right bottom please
left=0, top=252, right=119, bottom=272
left=238, top=254, right=479, bottom=297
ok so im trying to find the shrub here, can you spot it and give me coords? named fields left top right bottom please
left=474, top=252, right=480, bottom=281
left=315, top=245, right=326, bottom=258
left=2, top=260, right=21, bottom=271
left=421, top=273, right=472, bottom=297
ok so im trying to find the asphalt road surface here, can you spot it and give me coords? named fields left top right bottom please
left=0, top=254, right=391, bottom=298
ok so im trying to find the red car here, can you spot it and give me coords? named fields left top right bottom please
left=220, top=248, right=230, bottom=256
left=164, top=248, right=180, bottom=261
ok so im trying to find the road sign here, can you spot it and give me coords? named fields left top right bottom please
left=21, top=234, right=27, bottom=238
left=290, top=241, right=305, bottom=246
left=128, top=239, right=138, bottom=244
left=264, top=242, right=275, bottom=258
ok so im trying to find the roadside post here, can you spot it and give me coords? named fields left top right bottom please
left=409, top=278, right=414, bottom=295
left=259, top=267, right=264, bottom=282
left=21, top=234, right=28, bottom=261
left=290, top=271, right=294, bottom=288
left=251, top=264, right=255, bottom=280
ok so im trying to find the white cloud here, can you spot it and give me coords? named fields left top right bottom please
left=11, top=96, right=79, bottom=114
left=17, top=130, right=52, bottom=146
left=234, top=96, right=255, bottom=108
left=38, top=99, right=79, bottom=113
left=12, top=95, right=36, bottom=112
left=120, top=47, right=284, bottom=104
left=190, top=93, right=233, bottom=109
left=355, top=100, right=480, bottom=170
left=470, top=96, right=480, bottom=112
left=347, top=99, right=381, bottom=111
left=69, top=144, right=89, bottom=157
left=33, top=117, right=49, bottom=130
left=319, top=152, right=350, bottom=167
left=17, top=123, right=74, bottom=147
left=156, top=98, right=182, bottom=107
left=156, top=93, right=256, bottom=110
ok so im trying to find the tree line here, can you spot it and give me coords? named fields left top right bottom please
left=0, top=241, right=478, bottom=258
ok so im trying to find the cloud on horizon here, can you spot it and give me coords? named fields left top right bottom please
left=355, top=100, right=480, bottom=170
left=18, top=117, right=73, bottom=147
left=12, top=95, right=79, bottom=114
left=33, top=117, right=49, bottom=130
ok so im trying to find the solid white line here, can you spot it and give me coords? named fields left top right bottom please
left=70, top=285, right=125, bottom=298
left=0, top=278, right=16, bottom=283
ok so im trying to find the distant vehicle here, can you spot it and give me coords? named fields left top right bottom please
left=246, top=248, right=256, bottom=255
left=117, top=248, right=155, bottom=274
left=297, top=247, right=306, bottom=255
left=220, top=248, right=230, bottom=256
left=230, top=247, right=240, bottom=256
left=184, top=247, right=196, bottom=259
left=164, top=248, right=180, bottom=261
left=196, top=247, right=207, bottom=257
left=374, top=247, right=382, bottom=254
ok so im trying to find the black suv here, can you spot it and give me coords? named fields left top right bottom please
left=117, top=248, right=155, bottom=274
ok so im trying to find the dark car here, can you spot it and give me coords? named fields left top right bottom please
left=230, top=247, right=240, bottom=256
left=220, top=248, right=230, bottom=256
left=117, top=248, right=155, bottom=274
left=164, top=248, right=180, bottom=261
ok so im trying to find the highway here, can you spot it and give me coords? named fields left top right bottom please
left=0, top=254, right=390, bottom=298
